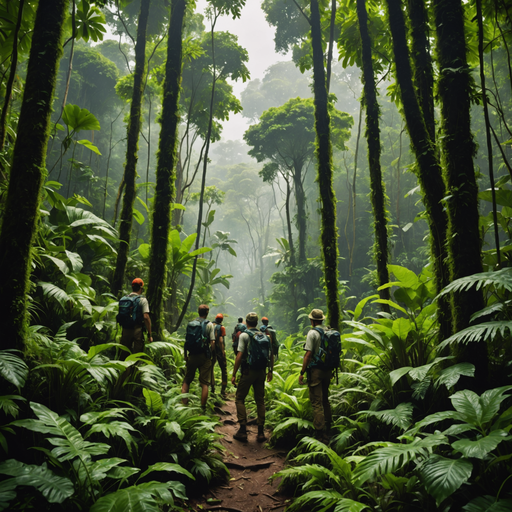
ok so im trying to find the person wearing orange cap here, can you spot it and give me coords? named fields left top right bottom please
left=212, top=313, right=228, bottom=397
left=118, top=278, right=152, bottom=359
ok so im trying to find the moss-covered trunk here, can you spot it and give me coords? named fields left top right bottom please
left=284, top=175, right=296, bottom=267
left=111, top=0, right=150, bottom=297
left=0, top=0, right=67, bottom=351
left=147, top=0, right=186, bottom=336
left=356, top=0, right=390, bottom=311
left=407, top=0, right=435, bottom=141
left=433, top=0, right=487, bottom=387
left=310, top=0, right=341, bottom=330
left=293, top=162, right=307, bottom=264
left=385, top=0, right=452, bottom=340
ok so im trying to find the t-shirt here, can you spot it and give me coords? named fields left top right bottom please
left=128, top=293, right=150, bottom=315
left=304, top=325, right=324, bottom=356
left=237, top=328, right=258, bottom=354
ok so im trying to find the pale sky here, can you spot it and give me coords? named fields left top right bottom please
left=195, top=0, right=290, bottom=141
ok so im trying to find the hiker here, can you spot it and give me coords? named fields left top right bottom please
left=231, top=312, right=273, bottom=442
left=181, top=304, right=215, bottom=409
left=118, top=278, right=152, bottom=359
left=231, top=316, right=246, bottom=355
left=260, top=316, right=279, bottom=360
left=212, top=313, right=228, bottom=397
left=299, top=308, right=333, bottom=441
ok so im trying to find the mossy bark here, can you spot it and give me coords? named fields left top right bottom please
left=147, top=0, right=186, bottom=336
left=111, top=0, right=150, bottom=298
left=407, top=0, right=435, bottom=141
left=0, top=0, right=67, bottom=351
left=356, top=0, right=391, bottom=311
left=385, top=0, right=452, bottom=341
left=310, top=0, right=341, bottom=330
left=433, top=0, right=487, bottom=387
left=293, top=163, right=307, bottom=264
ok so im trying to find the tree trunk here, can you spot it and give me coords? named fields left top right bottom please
left=284, top=175, right=296, bottom=266
left=356, top=0, right=390, bottom=311
left=0, top=0, right=67, bottom=351
left=293, top=162, right=307, bottom=264
left=147, top=0, right=187, bottom=337
left=433, top=0, right=487, bottom=388
left=111, top=0, right=151, bottom=298
left=310, top=0, right=341, bottom=330
left=407, top=0, right=435, bottom=141
left=385, top=0, right=452, bottom=341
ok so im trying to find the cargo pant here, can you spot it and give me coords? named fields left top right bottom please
left=212, top=345, right=228, bottom=390
left=308, top=368, right=333, bottom=431
left=120, top=325, right=144, bottom=360
left=235, top=368, right=266, bottom=426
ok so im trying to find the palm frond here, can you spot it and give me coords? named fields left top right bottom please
left=0, top=350, right=29, bottom=390
left=436, top=268, right=512, bottom=298
left=438, top=322, right=512, bottom=351
left=357, top=403, right=413, bottom=431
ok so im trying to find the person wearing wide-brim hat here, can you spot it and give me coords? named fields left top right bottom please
left=299, top=308, right=332, bottom=442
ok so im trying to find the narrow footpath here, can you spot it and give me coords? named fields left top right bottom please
left=187, top=398, right=291, bottom=512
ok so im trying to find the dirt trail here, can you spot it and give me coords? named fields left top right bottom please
left=187, top=397, right=291, bottom=512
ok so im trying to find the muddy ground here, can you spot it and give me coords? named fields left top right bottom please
left=186, top=398, right=292, bottom=512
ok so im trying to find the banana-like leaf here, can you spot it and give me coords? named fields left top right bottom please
left=0, top=459, right=74, bottom=503
left=452, top=430, right=509, bottom=459
left=358, top=403, right=413, bottom=431
left=463, top=495, right=512, bottom=511
left=419, top=454, right=473, bottom=506
left=0, top=350, right=28, bottom=389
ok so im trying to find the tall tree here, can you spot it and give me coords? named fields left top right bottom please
left=0, top=0, right=68, bottom=350
left=356, top=0, right=390, bottom=311
left=433, top=0, right=487, bottom=386
left=111, top=0, right=151, bottom=297
left=147, top=0, right=187, bottom=336
left=385, top=0, right=452, bottom=341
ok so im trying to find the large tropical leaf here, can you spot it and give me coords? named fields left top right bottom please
left=286, top=489, right=343, bottom=512
left=0, top=395, right=25, bottom=418
left=0, top=459, right=74, bottom=503
left=438, top=322, right=512, bottom=350
left=140, top=462, right=194, bottom=481
left=419, top=454, right=473, bottom=506
left=452, top=430, right=509, bottom=459
left=437, top=268, right=512, bottom=298
left=463, top=495, right=512, bottom=511
left=143, top=389, right=163, bottom=413
left=436, top=363, right=475, bottom=389
left=334, top=499, right=370, bottom=512
left=85, top=422, right=137, bottom=454
left=63, top=104, right=101, bottom=132
left=0, top=350, right=28, bottom=389
left=353, top=433, right=448, bottom=484
left=358, top=403, right=413, bottom=431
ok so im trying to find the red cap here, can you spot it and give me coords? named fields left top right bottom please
left=262, top=317, right=269, bottom=322
left=132, top=278, right=144, bottom=286
left=215, top=313, right=224, bottom=322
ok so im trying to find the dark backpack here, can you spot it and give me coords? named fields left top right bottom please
left=232, top=323, right=246, bottom=355
left=245, top=330, right=271, bottom=370
left=117, top=295, right=144, bottom=328
left=185, top=319, right=210, bottom=356
left=310, top=327, right=342, bottom=370
left=260, top=324, right=279, bottom=360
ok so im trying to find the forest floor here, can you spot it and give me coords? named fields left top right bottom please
left=186, top=396, right=292, bottom=512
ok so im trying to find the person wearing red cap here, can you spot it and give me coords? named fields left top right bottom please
left=119, top=278, right=152, bottom=359
left=211, top=313, right=228, bottom=397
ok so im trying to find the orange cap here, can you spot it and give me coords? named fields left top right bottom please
left=262, top=317, right=269, bottom=322
left=132, top=278, right=144, bottom=286
left=215, top=313, right=224, bottom=322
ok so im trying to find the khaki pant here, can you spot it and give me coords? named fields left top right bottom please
left=120, top=326, right=144, bottom=360
left=308, top=368, right=332, bottom=431
left=212, top=346, right=228, bottom=387
left=235, top=368, right=266, bottom=426
left=184, top=353, right=212, bottom=386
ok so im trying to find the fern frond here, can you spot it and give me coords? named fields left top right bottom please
left=357, top=403, right=413, bottom=431
left=286, top=489, right=344, bottom=512
left=436, top=268, right=512, bottom=298
left=438, top=322, right=512, bottom=350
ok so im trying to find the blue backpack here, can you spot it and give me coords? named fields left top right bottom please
left=185, top=319, right=210, bottom=355
left=310, top=327, right=342, bottom=370
left=260, top=324, right=279, bottom=360
left=246, top=330, right=271, bottom=370
left=117, top=295, right=144, bottom=328
left=232, top=323, right=246, bottom=355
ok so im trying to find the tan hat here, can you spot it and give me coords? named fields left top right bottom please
left=308, top=309, right=325, bottom=321
left=246, top=312, right=258, bottom=324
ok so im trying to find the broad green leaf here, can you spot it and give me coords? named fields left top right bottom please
left=77, top=139, right=101, bottom=155
left=351, top=294, right=379, bottom=321
left=143, top=389, right=162, bottom=413
left=372, top=299, right=408, bottom=316
left=452, top=430, right=509, bottom=459
left=0, top=351, right=28, bottom=389
left=389, top=366, right=413, bottom=386
left=419, top=454, right=473, bottom=506
left=62, top=104, right=101, bottom=132
left=41, top=254, right=69, bottom=275
left=409, top=357, right=452, bottom=382
left=132, top=209, right=145, bottom=225
left=450, top=389, right=484, bottom=426
left=0, top=395, right=25, bottom=418
left=480, top=386, right=512, bottom=424
left=334, top=499, right=370, bottom=512
left=437, top=363, right=475, bottom=389
left=388, top=264, right=419, bottom=288
left=140, top=462, right=194, bottom=480
left=138, top=243, right=150, bottom=259
left=463, top=495, right=512, bottom=511
left=392, top=318, right=412, bottom=339
left=65, top=250, right=83, bottom=273
left=358, top=403, right=413, bottom=431
left=0, top=459, right=74, bottom=503
left=164, top=421, right=184, bottom=440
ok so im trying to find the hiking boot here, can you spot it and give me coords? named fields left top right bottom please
left=233, top=424, right=248, bottom=442
left=221, top=385, right=227, bottom=398
left=257, top=426, right=267, bottom=442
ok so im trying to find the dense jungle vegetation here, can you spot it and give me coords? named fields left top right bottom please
left=1, top=0, right=512, bottom=510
